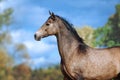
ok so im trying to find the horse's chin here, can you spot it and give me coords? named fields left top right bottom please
left=35, top=37, right=41, bottom=41
left=35, top=35, right=48, bottom=41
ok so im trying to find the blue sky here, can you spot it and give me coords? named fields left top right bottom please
left=1, top=0, right=120, bottom=69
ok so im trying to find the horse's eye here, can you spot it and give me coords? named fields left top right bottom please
left=46, top=23, right=50, bottom=26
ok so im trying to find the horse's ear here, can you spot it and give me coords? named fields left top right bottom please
left=49, top=11, right=55, bottom=18
left=49, top=11, right=56, bottom=20
left=51, top=12, right=55, bottom=18
left=50, top=12, right=56, bottom=21
left=49, top=11, right=52, bottom=15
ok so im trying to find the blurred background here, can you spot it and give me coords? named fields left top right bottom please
left=0, top=0, right=120, bottom=80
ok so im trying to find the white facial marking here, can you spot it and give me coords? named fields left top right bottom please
left=49, top=23, right=53, bottom=27
left=35, top=31, right=43, bottom=37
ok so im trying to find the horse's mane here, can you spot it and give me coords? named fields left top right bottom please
left=55, top=15, right=88, bottom=52
left=56, top=15, right=84, bottom=43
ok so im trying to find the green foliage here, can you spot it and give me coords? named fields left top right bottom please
left=0, top=8, right=13, bottom=44
left=0, top=1, right=30, bottom=80
left=13, top=64, right=31, bottom=80
left=31, top=65, right=63, bottom=80
left=76, top=26, right=95, bottom=47
left=0, top=48, right=14, bottom=80
left=0, top=63, right=63, bottom=80
left=94, top=4, right=120, bottom=47
left=0, top=1, right=14, bottom=79
left=0, top=8, right=13, bottom=28
left=14, top=43, right=30, bottom=59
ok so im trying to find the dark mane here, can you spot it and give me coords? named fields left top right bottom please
left=55, top=15, right=88, bottom=52
left=55, top=15, right=84, bottom=43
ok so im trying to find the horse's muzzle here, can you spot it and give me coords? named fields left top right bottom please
left=34, top=34, right=41, bottom=41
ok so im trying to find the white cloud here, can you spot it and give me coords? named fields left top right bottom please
left=1, top=0, right=49, bottom=30
left=0, top=2, right=5, bottom=12
left=11, top=29, right=59, bottom=68
left=0, top=0, right=21, bottom=11
left=23, top=40, right=56, bottom=55
left=11, top=3, right=49, bottom=29
left=32, top=57, right=46, bottom=65
left=11, top=29, right=57, bottom=54
left=29, top=57, right=54, bottom=69
left=11, top=29, right=32, bottom=42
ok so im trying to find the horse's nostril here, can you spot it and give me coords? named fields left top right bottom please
left=34, top=34, right=37, bottom=39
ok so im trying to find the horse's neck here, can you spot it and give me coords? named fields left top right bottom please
left=56, top=28, right=80, bottom=63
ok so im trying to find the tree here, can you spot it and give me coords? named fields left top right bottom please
left=13, top=64, right=31, bottom=80
left=94, top=4, right=120, bottom=47
left=0, top=0, right=29, bottom=64
left=0, top=0, right=30, bottom=79
left=76, top=26, right=95, bottom=47
left=31, top=65, right=63, bottom=80
left=0, top=1, right=14, bottom=79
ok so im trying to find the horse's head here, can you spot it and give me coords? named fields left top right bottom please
left=34, top=12, right=59, bottom=41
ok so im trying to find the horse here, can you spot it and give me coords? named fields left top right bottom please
left=34, top=12, right=120, bottom=80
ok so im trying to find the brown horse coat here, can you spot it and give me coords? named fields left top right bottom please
left=34, top=12, right=120, bottom=80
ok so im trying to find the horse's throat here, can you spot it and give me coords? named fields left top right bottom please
left=56, top=32, right=79, bottom=62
